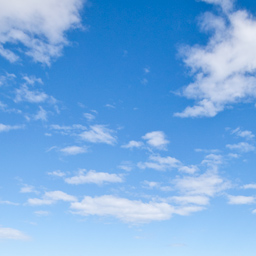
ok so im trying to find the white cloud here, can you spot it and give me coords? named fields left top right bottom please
left=243, top=184, right=256, bottom=189
left=170, top=195, right=210, bottom=206
left=231, top=127, right=255, bottom=140
left=142, top=131, right=169, bottom=149
left=28, top=190, right=77, bottom=205
left=47, top=170, right=66, bottom=177
left=178, top=165, right=199, bottom=174
left=60, top=145, right=87, bottom=155
left=0, top=227, right=29, bottom=240
left=15, top=85, right=49, bottom=103
left=0, top=0, right=85, bottom=65
left=84, top=113, right=95, bottom=121
left=175, top=1, right=256, bottom=117
left=226, top=142, right=255, bottom=152
left=65, top=169, right=123, bottom=185
left=138, top=155, right=181, bottom=171
left=70, top=195, right=175, bottom=223
left=80, top=125, right=116, bottom=145
left=20, top=184, right=37, bottom=194
left=34, top=106, right=48, bottom=121
left=34, top=210, right=50, bottom=216
left=0, top=123, right=24, bottom=132
left=227, top=195, right=255, bottom=205
left=122, top=140, right=143, bottom=149
left=0, top=200, right=19, bottom=206
left=174, top=171, right=229, bottom=197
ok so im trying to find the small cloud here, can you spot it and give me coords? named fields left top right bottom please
left=144, top=67, right=150, bottom=74
left=118, top=161, right=133, bottom=172
left=141, top=78, right=148, bottom=85
left=122, top=140, right=143, bottom=149
left=65, top=169, right=123, bottom=185
left=20, top=184, right=37, bottom=194
left=105, top=104, right=115, bottom=109
left=28, top=191, right=77, bottom=206
left=0, top=123, right=24, bottom=132
left=80, top=125, right=116, bottom=145
left=47, top=170, right=66, bottom=177
left=242, top=184, right=256, bottom=189
left=84, top=113, right=95, bottom=121
left=0, top=227, right=30, bottom=240
left=34, top=106, right=47, bottom=121
left=227, top=195, right=255, bottom=205
left=231, top=127, right=255, bottom=140
left=226, top=142, right=255, bottom=152
left=60, top=146, right=87, bottom=155
left=142, top=131, right=169, bottom=150
left=0, top=200, right=19, bottom=206
left=34, top=210, right=50, bottom=216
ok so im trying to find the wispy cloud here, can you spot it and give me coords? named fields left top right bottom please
left=65, top=169, right=123, bottom=185
left=80, top=125, right=117, bottom=145
left=231, top=127, right=255, bottom=140
left=0, top=123, right=24, bottom=132
left=28, top=190, right=77, bottom=206
left=226, top=142, right=255, bottom=152
left=0, top=227, right=29, bottom=240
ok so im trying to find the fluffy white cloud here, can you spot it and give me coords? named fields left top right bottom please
left=175, top=1, right=256, bottom=117
left=28, top=190, right=77, bottom=205
left=65, top=169, right=123, bottom=185
left=0, top=0, right=85, bottom=64
left=60, top=145, right=87, bottom=155
left=227, top=195, right=255, bottom=205
left=80, top=125, right=116, bottom=145
left=174, top=171, right=229, bottom=197
left=0, top=227, right=29, bottom=240
left=226, top=142, right=255, bottom=152
left=142, top=131, right=169, bottom=149
left=0, top=123, right=24, bottom=132
left=71, top=195, right=175, bottom=223
left=138, top=154, right=181, bottom=171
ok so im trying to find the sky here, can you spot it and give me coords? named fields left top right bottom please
left=1, top=0, right=256, bottom=255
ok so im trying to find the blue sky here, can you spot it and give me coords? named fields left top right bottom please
left=1, top=0, right=256, bottom=255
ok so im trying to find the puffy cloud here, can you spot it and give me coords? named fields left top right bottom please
left=80, top=125, right=116, bottom=145
left=0, top=227, right=29, bottom=240
left=226, top=142, right=255, bottom=152
left=65, top=169, right=123, bottom=185
left=60, top=145, right=87, bottom=155
left=227, top=195, right=255, bottom=204
left=28, top=190, right=77, bottom=205
left=175, top=1, right=256, bottom=117
left=0, top=0, right=86, bottom=65
left=142, top=131, right=169, bottom=150
left=174, top=171, right=229, bottom=197
left=70, top=195, right=175, bottom=223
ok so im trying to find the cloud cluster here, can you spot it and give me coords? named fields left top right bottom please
left=175, top=0, right=256, bottom=117
left=0, top=0, right=85, bottom=65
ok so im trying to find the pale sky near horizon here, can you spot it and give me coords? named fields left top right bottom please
left=1, top=0, right=256, bottom=255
